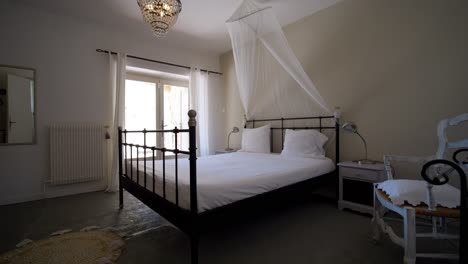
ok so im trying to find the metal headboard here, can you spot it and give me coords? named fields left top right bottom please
left=245, top=115, right=340, bottom=165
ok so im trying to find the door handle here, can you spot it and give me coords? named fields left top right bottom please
left=8, top=116, right=16, bottom=130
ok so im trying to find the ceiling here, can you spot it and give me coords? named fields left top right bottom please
left=13, top=0, right=342, bottom=55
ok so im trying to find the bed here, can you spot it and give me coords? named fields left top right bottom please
left=127, top=152, right=335, bottom=212
left=118, top=110, right=340, bottom=264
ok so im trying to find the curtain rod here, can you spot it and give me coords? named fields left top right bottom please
left=96, top=49, right=222, bottom=75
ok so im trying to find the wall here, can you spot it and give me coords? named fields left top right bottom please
left=0, top=73, right=6, bottom=138
left=0, top=1, right=220, bottom=205
left=221, top=53, right=243, bottom=151
left=221, top=0, right=468, bottom=168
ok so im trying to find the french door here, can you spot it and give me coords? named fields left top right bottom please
left=125, top=74, right=189, bottom=157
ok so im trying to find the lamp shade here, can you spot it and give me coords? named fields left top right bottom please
left=342, top=122, right=357, bottom=133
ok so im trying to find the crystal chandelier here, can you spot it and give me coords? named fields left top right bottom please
left=137, top=0, right=182, bottom=37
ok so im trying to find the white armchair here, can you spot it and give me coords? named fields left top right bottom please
left=383, top=155, right=435, bottom=208
left=372, top=113, right=468, bottom=264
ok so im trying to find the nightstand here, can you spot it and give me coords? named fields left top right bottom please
left=215, top=149, right=237, bottom=155
left=338, top=161, right=386, bottom=215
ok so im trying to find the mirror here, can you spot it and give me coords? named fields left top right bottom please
left=0, top=65, right=36, bottom=145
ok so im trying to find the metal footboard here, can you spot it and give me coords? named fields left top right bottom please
left=118, top=110, right=198, bottom=217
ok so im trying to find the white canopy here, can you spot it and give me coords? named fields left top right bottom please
left=226, top=0, right=332, bottom=119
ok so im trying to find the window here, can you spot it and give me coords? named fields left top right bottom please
left=125, top=79, right=157, bottom=152
left=125, top=72, right=189, bottom=157
left=163, top=84, right=189, bottom=151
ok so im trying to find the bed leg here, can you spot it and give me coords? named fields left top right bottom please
left=118, top=127, right=124, bottom=210
left=119, top=177, right=124, bottom=209
left=403, top=208, right=416, bottom=264
left=190, top=235, right=199, bottom=264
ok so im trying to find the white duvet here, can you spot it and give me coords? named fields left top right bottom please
left=127, top=152, right=335, bottom=212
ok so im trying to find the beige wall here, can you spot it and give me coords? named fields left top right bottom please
left=221, top=0, right=468, bottom=164
left=221, top=52, right=245, bottom=150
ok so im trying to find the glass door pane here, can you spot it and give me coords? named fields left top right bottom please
left=125, top=79, right=157, bottom=157
left=163, top=84, right=189, bottom=151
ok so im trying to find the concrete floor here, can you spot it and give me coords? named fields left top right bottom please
left=0, top=191, right=458, bottom=263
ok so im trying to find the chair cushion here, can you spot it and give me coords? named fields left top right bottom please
left=376, top=179, right=460, bottom=208
left=376, top=189, right=460, bottom=218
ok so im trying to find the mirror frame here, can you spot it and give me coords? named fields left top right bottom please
left=0, top=64, right=37, bottom=146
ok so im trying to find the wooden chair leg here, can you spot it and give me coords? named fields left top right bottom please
left=371, top=214, right=382, bottom=243
left=403, top=208, right=416, bottom=264
left=372, top=188, right=382, bottom=243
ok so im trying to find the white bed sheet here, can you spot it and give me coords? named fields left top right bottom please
left=126, top=152, right=335, bottom=212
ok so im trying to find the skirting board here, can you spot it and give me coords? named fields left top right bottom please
left=45, top=183, right=107, bottom=199
left=338, top=200, right=373, bottom=215
left=0, top=192, right=45, bottom=206
left=0, top=182, right=107, bottom=206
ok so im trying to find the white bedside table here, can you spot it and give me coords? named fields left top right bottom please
left=338, top=161, right=386, bottom=215
left=215, top=149, right=237, bottom=155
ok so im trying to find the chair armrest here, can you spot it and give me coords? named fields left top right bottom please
left=383, top=155, right=434, bottom=180
left=453, top=148, right=468, bottom=165
left=384, top=155, right=434, bottom=163
left=421, top=159, right=467, bottom=210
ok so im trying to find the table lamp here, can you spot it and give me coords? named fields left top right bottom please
left=342, top=122, right=375, bottom=164
left=226, top=126, right=239, bottom=151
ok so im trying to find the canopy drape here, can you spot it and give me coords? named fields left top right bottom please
left=226, top=0, right=332, bottom=119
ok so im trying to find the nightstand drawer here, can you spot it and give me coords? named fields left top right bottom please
left=342, top=179, right=374, bottom=206
left=338, top=161, right=385, bottom=215
left=340, top=167, right=380, bottom=182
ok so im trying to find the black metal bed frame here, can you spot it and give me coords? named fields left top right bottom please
left=118, top=110, right=340, bottom=264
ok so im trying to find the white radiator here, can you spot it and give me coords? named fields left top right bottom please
left=49, top=123, right=107, bottom=185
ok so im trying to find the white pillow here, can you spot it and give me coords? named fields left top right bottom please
left=281, top=129, right=328, bottom=158
left=239, top=124, right=271, bottom=153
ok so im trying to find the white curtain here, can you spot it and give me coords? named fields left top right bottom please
left=107, top=52, right=126, bottom=192
left=189, top=68, right=211, bottom=156
left=226, top=0, right=332, bottom=119
left=206, top=73, right=225, bottom=153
